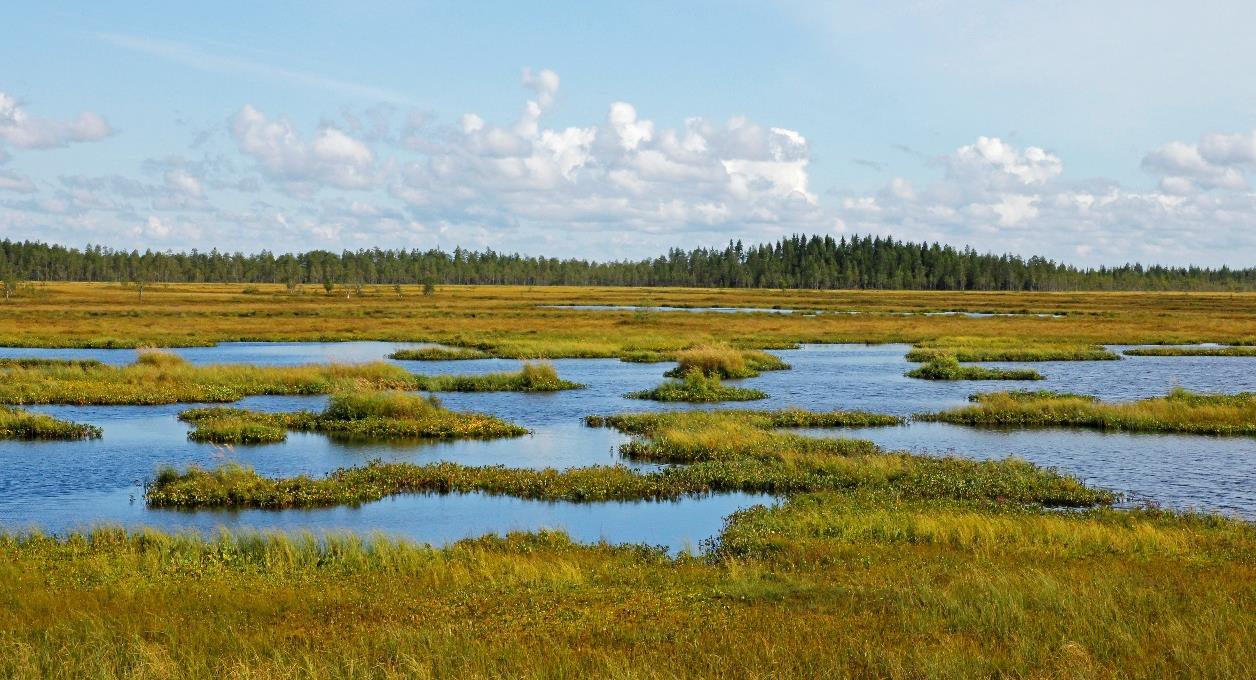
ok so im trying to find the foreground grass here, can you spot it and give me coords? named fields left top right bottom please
left=180, top=392, right=527, bottom=444
left=1124, top=345, right=1256, bottom=357
left=904, top=355, right=1045, bottom=381
left=0, top=406, right=101, bottom=440
left=0, top=353, right=581, bottom=405
left=919, top=387, right=1256, bottom=435
left=625, top=370, right=767, bottom=402
left=0, top=503, right=1250, bottom=678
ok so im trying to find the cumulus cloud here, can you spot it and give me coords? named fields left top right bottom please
left=388, top=69, right=824, bottom=239
left=230, top=105, right=376, bottom=193
left=0, top=91, right=112, bottom=149
left=835, top=135, right=1256, bottom=264
left=1142, top=128, right=1256, bottom=194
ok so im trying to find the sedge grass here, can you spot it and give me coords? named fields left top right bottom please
left=625, top=370, right=767, bottom=402
left=0, top=406, right=101, bottom=440
left=0, top=353, right=582, bottom=405
left=905, top=354, right=1045, bottom=380
left=180, top=391, right=527, bottom=444
left=389, top=346, right=491, bottom=360
left=919, top=387, right=1256, bottom=435
left=907, top=336, right=1120, bottom=362
left=0, top=520, right=1250, bottom=678
left=1124, top=345, right=1256, bottom=357
left=661, top=344, right=791, bottom=379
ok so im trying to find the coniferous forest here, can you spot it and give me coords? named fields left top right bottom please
left=0, top=234, right=1251, bottom=291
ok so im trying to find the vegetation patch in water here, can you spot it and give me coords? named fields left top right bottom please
left=0, top=352, right=581, bottom=405
left=0, top=406, right=101, bottom=440
left=905, top=355, right=1044, bottom=381
left=662, top=344, right=790, bottom=379
left=181, top=392, right=527, bottom=444
left=907, top=337, right=1119, bottom=362
left=918, top=387, right=1256, bottom=435
left=625, top=370, right=767, bottom=402
left=1124, top=346, right=1256, bottom=357
left=389, top=347, right=491, bottom=361
left=0, top=357, right=106, bottom=369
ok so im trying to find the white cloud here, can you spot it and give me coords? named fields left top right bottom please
left=230, top=105, right=375, bottom=192
left=1142, top=129, right=1256, bottom=194
left=835, top=135, right=1256, bottom=265
left=0, top=169, right=36, bottom=194
left=0, top=91, right=112, bottom=150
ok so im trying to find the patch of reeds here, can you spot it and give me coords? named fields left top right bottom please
left=905, top=355, right=1045, bottom=380
left=918, top=387, right=1256, bottom=435
left=1124, top=346, right=1256, bottom=357
left=0, top=357, right=105, bottom=369
left=907, top=337, right=1120, bottom=362
left=625, top=370, right=767, bottom=402
left=0, top=406, right=101, bottom=440
left=181, top=391, right=528, bottom=444
left=0, top=353, right=582, bottom=405
left=147, top=452, right=1112, bottom=509
left=662, top=344, right=790, bottom=379
left=389, top=347, right=491, bottom=360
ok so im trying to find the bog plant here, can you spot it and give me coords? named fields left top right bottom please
left=625, top=369, right=767, bottom=402
left=181, top=391, right=528, bottom=444
left=0, top=406, right=101, bottom=440
left=905, top=354, right=1045, bottom=380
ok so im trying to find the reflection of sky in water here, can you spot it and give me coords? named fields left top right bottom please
left=0, top=342, right=1252, bottom=550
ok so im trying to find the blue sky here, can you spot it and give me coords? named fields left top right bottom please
left=2, top=1, right=1254, bottom=266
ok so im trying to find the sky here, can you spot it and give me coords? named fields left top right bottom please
left=1, top=1, right=1255, bottom=267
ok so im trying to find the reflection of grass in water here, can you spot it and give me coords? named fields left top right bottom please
left=919, top=387, right=1256, bottom=435
left=181, top=391, right=527, bottom=444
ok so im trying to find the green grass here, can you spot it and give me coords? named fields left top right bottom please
left=588, top=408, right=905, bottom=463
left=389, top=346, right=492, bottom=360
left=918, top=387, right=1256, bottom=435
left=0, top=352, right=582, bottom=405
left=662, top=344, right=790, bottom=378
left=413, top=362, right=583, bottom=392
left=907, top=337, right=1120, bottom=362
left=905, top=355, right=1045, bottom=380
left=0, top=357, right=105, bottom=369
left=0, top=406, right=101, bottom=440
left=0, top=519, right=1250, bottom=678
left=625, top=370, right=767, bottom=402
left=181, top=391, right=528, bottom=444
left=1124, top=346, right=1256, bottom=357
left=147, top=452, right=1112, bottom=509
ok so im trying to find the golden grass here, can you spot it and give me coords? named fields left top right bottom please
left=919, top=388, right=1256, bottom=435
left=0, top=283, right=1252, bottom=355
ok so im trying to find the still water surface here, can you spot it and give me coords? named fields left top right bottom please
left=0, top=342, right=1251, bottom=549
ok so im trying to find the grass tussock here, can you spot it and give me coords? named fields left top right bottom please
left=0, top=353, right=582, bottom=405
left=1124, top=346, right=1256, bottom=357
left=905, top=354, right=1045, bottom=380
left=663, top=344, right=790, bottom=379
left=625, top=370, right=767, bottom=402
left=414, top=362, right=583, bottom=392
left=389, top=346, right=491, bottom=360
left=919, top=387, right=1256, bottom=435
left=180, top=391, right=528, bottom=444
left=0, top=406, right=101, bottom=440
left=907, top=337, right=1120, bottom=362
left=0, top=520, right=1251, bottom=677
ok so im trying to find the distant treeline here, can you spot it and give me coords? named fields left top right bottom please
left=0, top=235, right=1252, bottom=291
